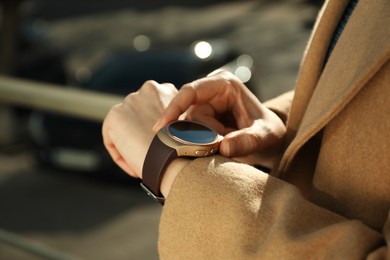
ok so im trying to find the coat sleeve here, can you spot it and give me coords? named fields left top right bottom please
left=158, top=156, right=388, bottom=259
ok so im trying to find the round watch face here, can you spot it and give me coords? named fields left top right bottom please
left=168, top=121, right=218, bottom=144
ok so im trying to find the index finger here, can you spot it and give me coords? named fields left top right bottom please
left=153, top=72, right=238, bottom=131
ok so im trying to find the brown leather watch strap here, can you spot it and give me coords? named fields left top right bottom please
left=141, top=134, right=177, bottom=205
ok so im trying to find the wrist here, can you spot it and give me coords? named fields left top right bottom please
left=141, top=120, right=221, bottom=205
left=160, top=158, right=191, bottom=198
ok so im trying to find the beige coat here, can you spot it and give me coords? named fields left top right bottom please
left=159, top=0, right=390, bottom=258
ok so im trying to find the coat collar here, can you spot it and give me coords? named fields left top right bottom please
left=278, top=0, right=390, bottom=175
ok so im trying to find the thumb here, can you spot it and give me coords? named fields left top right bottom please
left=219, top=127, right=263, bottom=158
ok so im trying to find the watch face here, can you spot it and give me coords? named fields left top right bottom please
left=168, top=121, right=218, bottom=144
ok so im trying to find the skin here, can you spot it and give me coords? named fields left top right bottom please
left=102, top=80, right=178, bottom=178
left=102, top=71, right=286, bottom=198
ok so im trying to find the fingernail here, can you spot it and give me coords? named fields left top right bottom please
left=153, top=118, right=162, bottom=131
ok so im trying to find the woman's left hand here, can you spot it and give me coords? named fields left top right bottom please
left=102, top=81, right=178, bottom=179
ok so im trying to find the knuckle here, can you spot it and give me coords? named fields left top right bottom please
left=216, top=71, right=242, bottom=87
left=180, top=83, right=195, bottom=92
left=124, top=92, right=137, bottom=102
left=178, top=84, right=197, bottom=101
left=248, top=132, right=261, bottom=150
left=245, top=129, right=264, bottom=152
left=140, top=80, right=159, bottom=93
left=107, top=102, right=122, bottom=113
left=213, top=70, right=233, bottom=78
left=215, top=70, right=237, bottom=83
left=105, top=103, right=123, bottom=122
left=161, top=82, right=175, bottom=89
left=144, top=79, right=159, bottom=86
left=160, top=82, right=178, bottom=95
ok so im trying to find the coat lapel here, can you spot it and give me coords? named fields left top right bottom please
left=278, top=0, right=390, bottom=175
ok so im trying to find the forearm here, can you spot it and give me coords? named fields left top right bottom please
left=159, top=155, right=385, bottom=259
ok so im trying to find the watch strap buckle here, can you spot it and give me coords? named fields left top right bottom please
left=140, top=183, right=165, bottom=205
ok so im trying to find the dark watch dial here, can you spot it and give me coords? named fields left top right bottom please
left=168, top=121, right=218, bottom=144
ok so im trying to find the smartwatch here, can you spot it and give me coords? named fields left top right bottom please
left=141, top=120, right=221, bottom=205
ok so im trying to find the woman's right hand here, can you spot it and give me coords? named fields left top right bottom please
left=153, top=71, right=286, bottom=166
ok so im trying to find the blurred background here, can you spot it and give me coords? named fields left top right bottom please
left=0, top=0, right=322, bottom=259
